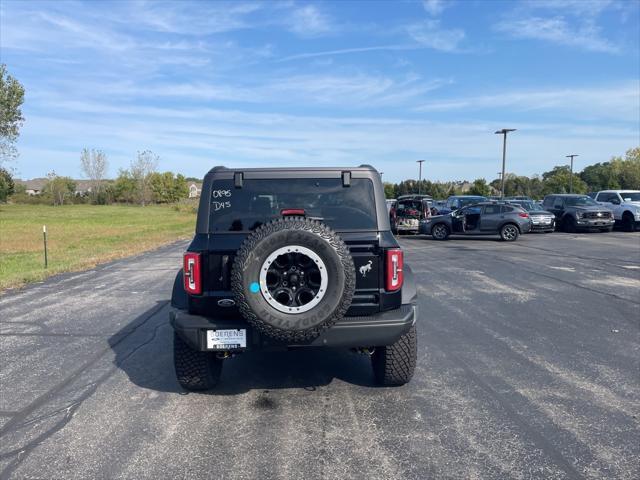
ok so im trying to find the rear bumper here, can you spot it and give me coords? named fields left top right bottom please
left=170, top=304, right=417, bottom=351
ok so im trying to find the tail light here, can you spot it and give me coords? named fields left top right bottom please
left=183, top=252, right=202, bottom=294
left=385, top=249, right=403, bottom=291
left=518, top=212, right=529, bottom=218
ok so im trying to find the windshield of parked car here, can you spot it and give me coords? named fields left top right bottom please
left=458, top=197, right=487, bottom=208
left=565, top=196, right=599, bottom=207
left=512, top=201, right=544, bottom=211
left=208, top=178, right=377, bottom=232
left=621, top=192, right=640, bottom=202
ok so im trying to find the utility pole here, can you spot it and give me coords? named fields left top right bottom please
left=495, top=129, right=516, bottom=198
left=416, top=160, right=425, bottom=195
left=566, top=154, right=578, bottom=193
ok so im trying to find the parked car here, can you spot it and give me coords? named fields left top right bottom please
left=385, top=198, right=396, bottom=213
left=390, top=195, right=432, bottom=234
left=437, top=195, right=488, bottom=215
left=420, top=202, right=531, bottom=241
left=432, top=200, right=446, bottom=213
left=170, top=165, right=418, bottom=390
left=507, top=199, right=555, bottom=233
left=542, top=194, right=614, bottom=232
left=593, top=190, right=640, bottom=231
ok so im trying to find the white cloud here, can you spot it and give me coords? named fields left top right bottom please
left=415, top=83, right=639, bottom=121
left=495, top=15, right=619, bottom=53
left=286, top=5, right=333, bottom=37
left=422, top=0, right=449, bottom=17
left=407, top=20, right=465, bottom=52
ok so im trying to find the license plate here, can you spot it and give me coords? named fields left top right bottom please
left=206, top=329, right=246, bottom=350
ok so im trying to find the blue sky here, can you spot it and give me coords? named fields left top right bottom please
left=1, top=0, right=639, bottom=182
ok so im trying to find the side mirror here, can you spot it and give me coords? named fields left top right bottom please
left=611, top=198, right=621, bottom=205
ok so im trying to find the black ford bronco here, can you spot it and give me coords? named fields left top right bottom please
left=170, top=165, right=418, bottom=390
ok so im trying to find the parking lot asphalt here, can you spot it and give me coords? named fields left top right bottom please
left=0, top=231, right=638, bottom=480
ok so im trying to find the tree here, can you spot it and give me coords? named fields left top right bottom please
left=0, top=65, right=25, bottom=167
left=130, top=150, right=158, bottom=206
left=112, top=169, right=138, bottom=203
left=80, top=148, right=109, bottom=204
left=44, top=171, right=76, bottom=206
left=0, top=167, right=14, bottom=202
left=541, top=166, right=587, bottom=195
left=150, top=171, right=189, bottom=203
left=468, top=178, right=491, bottom=197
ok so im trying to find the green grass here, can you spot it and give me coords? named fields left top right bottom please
left=0, top=204, right=196, bottom=290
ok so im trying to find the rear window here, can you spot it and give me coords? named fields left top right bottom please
left=208, top=178, right=377, bottom=232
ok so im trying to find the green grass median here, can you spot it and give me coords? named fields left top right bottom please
left=0, top=203, right=196, bottom=291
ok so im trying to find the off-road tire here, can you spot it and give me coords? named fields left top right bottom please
left=500, top=223, right=520, bottom=242
left=372, top=324, right=417, bottom=386
left=231, top=217, right=355, bottom=342
left=431, top=223, right=450, bottom=241
left=622, top=212, right=636, bottom=232
left=174, top=332, right=222, bottom=391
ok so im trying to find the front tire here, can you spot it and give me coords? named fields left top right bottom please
left=564, top=216, right=577, bottom=233
left=174, top=332, right=222, bottom=391
left=622, top=212, right=636, bottom=232
left=372, top=325, right=417, bottom=386
left=500, top=223, right=520, bottom=242
left=431, top=223, right=450, bottom=241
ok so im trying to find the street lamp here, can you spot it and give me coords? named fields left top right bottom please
left=495, top=129, right=516, bottom=198
left=416, top=160, right=425, bottom=195
left=566, top=154, right=578, bottom=193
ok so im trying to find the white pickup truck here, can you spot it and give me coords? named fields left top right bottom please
left=593, top=190, right=640, bottom=231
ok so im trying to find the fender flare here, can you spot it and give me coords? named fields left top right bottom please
left=401, top=264, right=418, bottom=305
left=171, top=270, right=188, bottom=310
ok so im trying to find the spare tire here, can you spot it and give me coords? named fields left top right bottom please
left=231, top=217, right=355, bottom=342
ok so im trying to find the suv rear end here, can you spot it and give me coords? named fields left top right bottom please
left=170, top=166, right=418, bottom=390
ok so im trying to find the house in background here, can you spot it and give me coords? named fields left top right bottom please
left=16, top=178, right=47, bottom=195
left=188, top=182, right=202, bottom=198
left=16, top=178, right=94, bottom=196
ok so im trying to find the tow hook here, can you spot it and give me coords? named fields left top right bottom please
left=216, top=351, right=233, bottom=359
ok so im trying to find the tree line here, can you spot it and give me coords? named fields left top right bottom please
left=3, top=149, right=191, bottom=206
left=384, top=147, right=640, bottom=199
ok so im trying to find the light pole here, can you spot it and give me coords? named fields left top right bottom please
left=566, top=154, right=578, bottom=193
left=495, top=129, right=516, bottom=198
left=416, top=160, right=425, bottom=195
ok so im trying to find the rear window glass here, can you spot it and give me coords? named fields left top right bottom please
left=208, top=178, right=377, bottom=232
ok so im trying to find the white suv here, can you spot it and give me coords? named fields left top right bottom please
left=594, top=190, right=640, bottom=231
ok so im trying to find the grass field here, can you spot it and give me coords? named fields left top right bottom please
left=0, top=204, right=196, bottom=291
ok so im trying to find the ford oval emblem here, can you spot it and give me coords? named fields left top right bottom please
left=217, top=298, right=235, bottom=307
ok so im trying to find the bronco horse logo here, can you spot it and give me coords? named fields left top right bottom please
left=359, top=260, right=373, bottom=278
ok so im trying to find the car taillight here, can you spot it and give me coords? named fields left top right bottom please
left=386, top=249, right=403, bottom=291
left=183, top=252, right=202, bottom=295
left=518, top=212, right=529, bottom=218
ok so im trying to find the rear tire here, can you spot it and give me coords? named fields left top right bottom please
left=622, top=212, right=636, bottom=232
left=174, top=332, right=222, bottom=391
left=372, top=325, right=417, bottom=386
left=500, top=223, right=520, bottom=242
left=431, top=223, right=450, bottom=241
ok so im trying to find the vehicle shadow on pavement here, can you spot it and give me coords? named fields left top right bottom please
left=109, top=302, right=380, bottom=395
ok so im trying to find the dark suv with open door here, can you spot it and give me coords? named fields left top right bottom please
left=419, top=202, right=531, bottom=241
left=170, top=166, right=418, bottom=390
